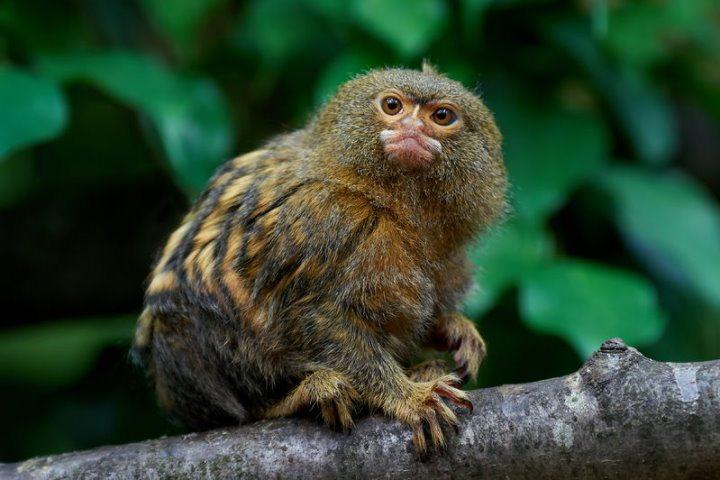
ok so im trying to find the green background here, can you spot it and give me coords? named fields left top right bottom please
left=1, top=0, right=719, bottom=462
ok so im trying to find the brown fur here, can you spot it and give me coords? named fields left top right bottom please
left=131, top=66, right=506, bottom=456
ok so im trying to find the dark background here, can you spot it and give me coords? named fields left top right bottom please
left=1, top=0, right=719, bottom=462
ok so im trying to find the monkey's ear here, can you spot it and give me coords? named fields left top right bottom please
left=421, top=59, right=439, bottom=75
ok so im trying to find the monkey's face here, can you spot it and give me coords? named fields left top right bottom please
left=374, top=89, right=461, bottom=170
left=313, top=67, right=503, bottom=181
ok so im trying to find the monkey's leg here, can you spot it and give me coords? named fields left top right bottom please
left=150, top=315, right=249, bottom=430
left=315, top=329, right=472, bottom=457
left=262, top=369, right=359, bottom=432
left=428, top=313, right=486, bottom=383
left=407, top=359, right=451, bottom=382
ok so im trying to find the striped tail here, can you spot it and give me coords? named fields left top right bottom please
left=129, top=308, right=155, bottom=369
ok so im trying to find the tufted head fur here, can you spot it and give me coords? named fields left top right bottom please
left=307, top=65, right=507, bottom=238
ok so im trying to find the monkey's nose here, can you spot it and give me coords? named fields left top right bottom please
left=400, top=116, right=425, bottom=131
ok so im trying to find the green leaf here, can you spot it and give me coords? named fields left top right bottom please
left=0, top=1, right=88, bottom=55
left=604, top=4, right=668, bottom=66
left=140, top=0, right=228, bottom=56
left=590, top=0, right=608, bottom=38
left=484, top=81, right=609, bottom=220
left=352, top=0, right=448, bottom=58
left=0, top=66, right=68, bottom=159
left=461, top=0, right=493, bottom=34
left=237, top=0, right=330, bottom=67
left=304, top=0, right=352, bottom=22
left=461, top=0, right=493, bottom=18
left=465, top=219, right=554, bottom=318
left=604, top=0, right=719, bottom=67
left=154, top=78, right=232, bottom=195
left=550, top=21, right=678, bottom=165
left=38, top=51, right=233, bottom=195
left=0, top=316, right=136, bottom=387
left=598, top=166, right=720, bottom=308
left=441, top=60, right=477, bottom=88
left=520, top=260, right=666, bottom=357
left=610, top=69, right=677, bottom=165
left=314, top=51, right=382, bottom=105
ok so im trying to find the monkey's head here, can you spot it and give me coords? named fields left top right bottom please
left=310, top=63, right=505, bottom=189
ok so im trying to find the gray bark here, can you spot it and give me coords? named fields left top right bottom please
left=2, top=338, right=719, bottom=480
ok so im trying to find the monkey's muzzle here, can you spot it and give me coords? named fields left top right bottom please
left=380, top=128, right=442, bottom=169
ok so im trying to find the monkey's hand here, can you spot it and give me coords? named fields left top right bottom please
left=388, top=373, right=472, bottom=457
left=429, top=313, right=486, bottom=383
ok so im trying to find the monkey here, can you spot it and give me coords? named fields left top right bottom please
left=131, top=62, right=507, bottom=456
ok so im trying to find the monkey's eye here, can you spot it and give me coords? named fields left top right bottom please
left=432, top=107, right=457, bottom=126
left=381, top=96, right=403, bottom=115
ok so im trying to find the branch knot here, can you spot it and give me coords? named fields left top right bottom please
left=600, top=337, right=628, bottom=353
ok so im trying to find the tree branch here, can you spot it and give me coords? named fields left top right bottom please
left=2, top=339, right=719, bottom=480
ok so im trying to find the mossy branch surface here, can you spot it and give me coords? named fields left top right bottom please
left=2, top=339, right=719, bottom=480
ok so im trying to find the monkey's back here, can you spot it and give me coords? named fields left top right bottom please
left=132, top=142, right=318, bottom=426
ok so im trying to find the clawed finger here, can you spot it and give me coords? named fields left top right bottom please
left=335, top=401, right=355, bottom=432
left=412, top=424, right=428, bottom=459
left=320, top=402, right=338, bottom=429
left=427, top=393, right=459, bottom=428
left=320, top=399, right=355, bottom=432
left=454, top=341, right=481, bottom=383
left=434, top=382, right=473, bottom=412
left=453, top=364, right=469, bottom=384
left=425, top=409, right=445, bottom=451
left=411, top=412, right=449, bottom=459
left=446, top=369, right=464, bottom=387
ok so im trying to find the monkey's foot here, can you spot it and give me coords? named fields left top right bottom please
left=407, top=359, right=451, bottom=382
left=393, top=373, right=472, bottom=458
left=263, top=369, right=359, bottom=432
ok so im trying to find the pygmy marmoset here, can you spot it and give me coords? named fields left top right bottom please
left=132, top=63, right=507, bottom=455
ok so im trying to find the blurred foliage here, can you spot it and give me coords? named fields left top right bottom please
left=39, top=51, right=233, bottom=194
left=0, top=0, right=719, bottom=462
left=519, top=259, right=665, bottom=357
left=0, top=315, right=135, bottom=387
left=0, top=66, right=67, bottom=158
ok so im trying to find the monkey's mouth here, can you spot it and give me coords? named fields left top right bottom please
left=380, top=130, right=441, bottom=169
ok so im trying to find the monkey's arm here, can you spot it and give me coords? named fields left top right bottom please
left=424, top=253, right=486, bottom=382
left=313, top=310, right=472, bottom=456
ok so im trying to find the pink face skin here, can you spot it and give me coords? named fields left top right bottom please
left=374, top=90, right=462, bottom=170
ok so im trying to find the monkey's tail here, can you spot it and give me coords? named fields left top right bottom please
left=129, top=308, right=154, bottom=369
